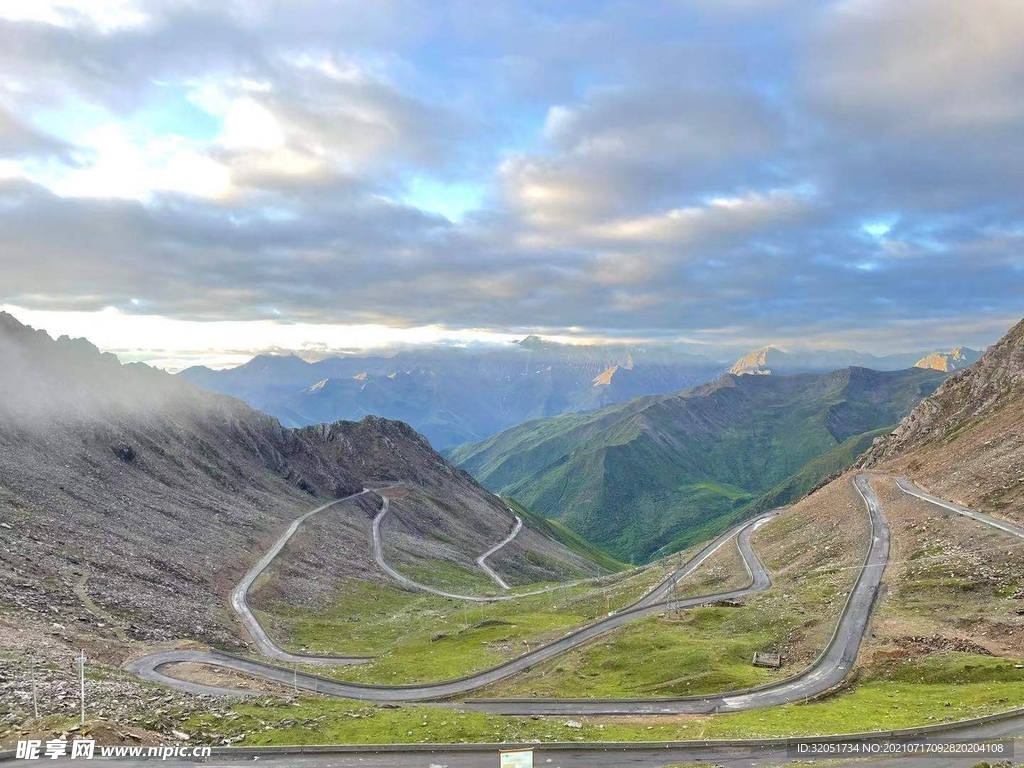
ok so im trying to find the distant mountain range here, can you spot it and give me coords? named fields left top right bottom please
left=728, top=346, right=980, bottom=376
left=179, top=339, right=726, bottom=449
left=179, top=338, right=970, bottom=450
left=911, top=346, right=982, bottom=373
left=447, top=366, right=948, bottom=562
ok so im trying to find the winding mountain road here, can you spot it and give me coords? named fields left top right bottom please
left=470, top=474, right=888, bottom=715
left=896, top=477, right=1024, bottom=539
left=371, top=496, right=636, bottom=601
left=476, top=514, right=523, bottom=589
left=128, top=475, right=902, bottom=716
left=127, top=511, right=777, bottom=704
left=227, top=490, right=374, bottom=667
left=112, top=472, right=1024, bottom=763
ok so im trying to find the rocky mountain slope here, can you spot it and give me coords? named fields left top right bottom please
left=179, top=340, right=727, bottom=449
left=0, top=313, right=611, bottom=652
left=728, top=346, right=930, bottom=376
left=862, top=318, right=1024, bottom=517
left=449, top=366, right=946, bottom=561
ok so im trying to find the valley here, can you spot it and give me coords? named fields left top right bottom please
left=447, top=366, right=946, bottom=562
left=178, top=341, right=727, bottom=450
left=5, top=2, right=1021, bottom=763
left=3, top=313, right=1024, bottom=767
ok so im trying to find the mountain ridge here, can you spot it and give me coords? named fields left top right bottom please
left=178, top=343, right=727, bottom=448
left=0, top=313, right=611, bottom=652
left=449, top=365, right=947, bottom=560
left=861, top=318, right=1024, bottom=519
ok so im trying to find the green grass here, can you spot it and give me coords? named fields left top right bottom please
left=400, top=559, right=501, bottom=594
left=506, top=498, right=626, bottom=573
left=180, top=653, right=1024, bottom=746
left=479, top=608, right=781, bottom=698
left=255, top=559, right=683, bottom=684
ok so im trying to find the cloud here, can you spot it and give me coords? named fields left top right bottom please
left=803, top=0, right=1024, bottom=212
left=808, top=0, right=1024, bottom=137
left=0, top=0, right=1022, bottom=363
left=505, top=86, right=785, bottom=230
left=590, top=189, right=810, bottom=246
left=0, top=107, right=72, bottom=159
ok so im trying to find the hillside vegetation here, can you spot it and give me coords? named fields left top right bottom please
left=0, top=313, right=611, bottom=654
left=449, top=366, right=945, bottom=561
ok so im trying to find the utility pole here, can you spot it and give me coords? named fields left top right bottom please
left=30, top=656, right=38, bottom=719
left=77, top=650, right=86, bottom=728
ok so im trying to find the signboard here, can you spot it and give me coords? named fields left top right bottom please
left=499, top=748, right=534, bottom=768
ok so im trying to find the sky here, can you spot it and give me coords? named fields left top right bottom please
left=1, top=0, right=1023, bottom=370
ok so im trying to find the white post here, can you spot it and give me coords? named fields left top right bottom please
left=30, top=656, right=38, bottom=719
left=293, top=669, right=298, bottom=699
left=78, top=650, right=86, bottom=728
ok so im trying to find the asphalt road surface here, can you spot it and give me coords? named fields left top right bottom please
left=475, top=514, right=523, bottom=589
left=126, top=475, right=887, bottom=714
left=104, top=474, right=1024, bottom=762
left=897, top=476, right=1024, bottom=539
left=126, top=512, right=777, bottom=707
left=36, top=728, right=1024, bottom=768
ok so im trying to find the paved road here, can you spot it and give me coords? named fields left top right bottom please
left=475, top=514, right=522, bottom=589
left=34, top=725, right=1024, bottom=768
left=127, top=511, right=775, bottom=706
left=470, top=475, right=887, bottom=715
left=371, top=495, right=651, bottom=602
left=628, top=515, right=757, bottom=611
left=371, top=497, right=517, bottom=601
left=126, top=474, right=889, bottom=715
left=227, top=490, right=373, bottom=666
left=896, top=476, right=1024, bottom=538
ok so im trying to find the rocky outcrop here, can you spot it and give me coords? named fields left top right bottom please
left=914, top=347, right=981, bottom=373
left=729, top=346, right=783, bottom=375
left=863, top=320, right=1024, bottom=465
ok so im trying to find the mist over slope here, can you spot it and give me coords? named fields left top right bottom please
left=863, top=317, right=1024, bottom=517
left=450, top=366, right=946, bottom=561
left=0, top=313, right=608, bottom=650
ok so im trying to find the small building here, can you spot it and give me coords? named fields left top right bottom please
left=753, top=651, right=782, bottom=668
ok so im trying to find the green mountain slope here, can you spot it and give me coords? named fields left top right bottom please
left=448, top=367, right=945, bottom=561
left=503, top=498, right=627, bottom=573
